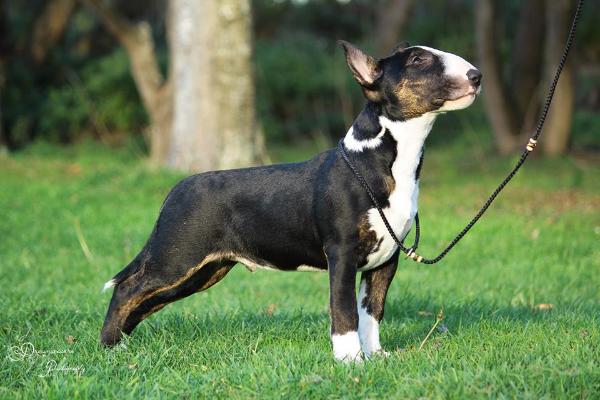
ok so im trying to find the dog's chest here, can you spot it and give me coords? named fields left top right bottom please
left=356, top=117, right=433, bottom=271
left=358, top=157, right=419, bottom=271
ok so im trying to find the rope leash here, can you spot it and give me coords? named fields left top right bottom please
left=339, top=0, right=584, bottom=264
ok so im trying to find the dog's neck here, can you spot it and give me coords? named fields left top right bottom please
left=343, top=103, right=437, bottom=180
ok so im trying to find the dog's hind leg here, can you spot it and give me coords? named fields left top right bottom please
left=100, top=254, right=234, bottom=347
left=357, top=250, right=399, bottom=357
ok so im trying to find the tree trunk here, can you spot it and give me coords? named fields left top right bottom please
left=167, top=0, right=218, bottom=171
left=168, top=0, right=265, bottom=172
left=509, top=0, right=545, bottom=124
left=475, top=0, right=519, bottom=155
left=31, top=0, right=77, bottom=63
left=541, top=0, right=574, bottom=156
left=83, top=0, right=172, bottom=165
left=374, top=0, right=415, bottom=56
left=0, top=4, right=6, bottom=151
left=84, top=0, right=265, bottom=172
left=0, top=68, right=4, bottom=151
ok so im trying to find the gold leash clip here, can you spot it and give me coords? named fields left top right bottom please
left=526, top=138, right=537, bottom=152
left=406, top=249, right=423, bottom=263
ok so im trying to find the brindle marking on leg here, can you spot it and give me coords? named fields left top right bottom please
left=139, top=264, right=232, bottom=321
left=360, top=261, right=398, bottom=320
left=123, top=261, right=235, bottom=329
left=140, top=304, right=167, bottom=321
left=197, top=264, right=232, bottom=292
left=116, top=252, right=238, bottom=324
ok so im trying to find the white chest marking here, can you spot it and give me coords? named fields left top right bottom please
left=358, top=114, right=437, bottom=271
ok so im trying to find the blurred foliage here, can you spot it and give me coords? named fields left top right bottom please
left=37, top=49, right=147, bottom=142
left=255, top=33, right=353, bottom=143
left=4, top=47, right=145, bottom=145
left=0, top=0, right=599, bottom=150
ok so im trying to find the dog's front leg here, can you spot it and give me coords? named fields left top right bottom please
left=327, top=248, right=362, bottom=362
left=358, top=250, right=399, bottom=357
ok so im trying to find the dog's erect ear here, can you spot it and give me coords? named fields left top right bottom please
left=339, top=40, right=382, bottom=87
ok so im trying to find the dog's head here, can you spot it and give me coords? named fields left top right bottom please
left=340, top=41, right=481, bottom=120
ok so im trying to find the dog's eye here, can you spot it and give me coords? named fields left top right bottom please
left=411, top=56, right=423, bottom=65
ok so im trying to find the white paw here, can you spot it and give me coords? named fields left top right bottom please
left=332, top=331, right=362, bottom=363
left=364, top=349, right=390, bottom=359
left=336, top=351, right=364, bottom=364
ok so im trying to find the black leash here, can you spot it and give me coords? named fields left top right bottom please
left=339, top=0, right=584, bottom=264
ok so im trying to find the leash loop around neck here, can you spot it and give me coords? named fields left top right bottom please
left=338, top=0, right=584, bottom=265
left=338, top=141, right=422, bottom=259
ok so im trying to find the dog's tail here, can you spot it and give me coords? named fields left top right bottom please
left=102, top=250, right=145, bottom=293
left=102, top=194, right=169, bottom=293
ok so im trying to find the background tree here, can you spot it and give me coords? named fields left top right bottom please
left=31, top=0, right=77, bottom=64
left=0, top=0, right=597, bottom=158
left=168, top=0, right=266, bottom=171
left=373, top=0, right=415, bottom=55
left=84, top=0, right=266, bottom=172
left=543, top=0, right=575, bottom=155
left=0, top=2, right=5, bottom=151
left=475, top=0, right=575, bottom=155
left=0, top=68, right=4, bottom=151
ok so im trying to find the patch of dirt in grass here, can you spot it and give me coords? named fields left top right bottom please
left=506, top=189, right=600, bottom=214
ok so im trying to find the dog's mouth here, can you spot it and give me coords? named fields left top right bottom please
left=432, top=87, right=479, bottom=112
left=452, top=92, right=477, bottom=101
left=434, top=88, right=480, bottom=104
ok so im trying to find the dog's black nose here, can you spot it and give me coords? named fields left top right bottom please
left=467, top=69, right=482, bottom=87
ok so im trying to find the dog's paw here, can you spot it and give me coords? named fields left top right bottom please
left=332, top=332, right=362, bottom=363
left=335, top=351, right=364, bottom=364
left=364, top=349, right=390, bottom=359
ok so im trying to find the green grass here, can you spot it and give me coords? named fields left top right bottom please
left=1, top=138, right=599, bottom=399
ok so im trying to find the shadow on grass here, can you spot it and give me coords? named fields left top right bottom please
left=122, top=293, right=599, bottom=351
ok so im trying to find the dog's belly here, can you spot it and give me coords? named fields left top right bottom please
left=235, top=256, right=326, bottom=273
left=358, top=179, right=418, bottom=271
left=225, top=243, right=328, bottom=272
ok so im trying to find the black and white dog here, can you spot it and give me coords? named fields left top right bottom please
left=101, top=41, right=481, bottom=362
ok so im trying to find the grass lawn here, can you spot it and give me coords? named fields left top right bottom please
left=1, top=138, right=599, bottom=399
